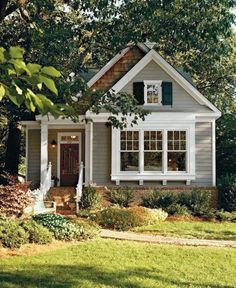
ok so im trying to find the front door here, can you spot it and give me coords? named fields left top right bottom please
left=60, top=143, right=79, bottom=186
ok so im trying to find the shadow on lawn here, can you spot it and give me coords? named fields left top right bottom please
left=0, top=264, right=234, bottom=288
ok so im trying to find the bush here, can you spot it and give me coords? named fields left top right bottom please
left=141, top=190, right=178, bottom=209
left=141, top=189, right=212, bottom=217
left=0, top=217, right=28, bottom=248
left=0, top=173, right=32, bottom=217
left=165, top=203, right=191, bottom=216
left=20, top=220, right=53, bottom=244
left=95, top=206, right=167, bottom=231
left=80, top=186, right=101, bottom=209
left=218, top=174, right=236, bottom=212
left=214, top=210, right=236, bottom=222
left=33, top=213, right=82, bottom=241
left=107, top=187, right=134, bottom=207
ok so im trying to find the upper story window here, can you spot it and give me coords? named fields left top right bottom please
left=144, top=81, right=162, bottom=105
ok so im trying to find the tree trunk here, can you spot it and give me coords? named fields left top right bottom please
left=4, top=121, right=22, bottom=175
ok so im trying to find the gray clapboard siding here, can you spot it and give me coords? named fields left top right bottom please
left=93, top=123, right=112, bottom=185
left=121, top=60, right=210, bottom=112
left=193, top=122, right=213, bottom=186
left=27, top=129, right=41, bottom=186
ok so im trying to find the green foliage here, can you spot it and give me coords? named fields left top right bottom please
left=80, top=186, right=101, bottom=210
left=141, top=189, right=212, bottom=216
left=20, top=220, right=53, bottom=244
left=71, top=218, right=100, bottom=239
left=107, top=187, right=134, bottom=207
left=214, top=210, right=236, bottom=222
left=33, top=213, right=86, bottom=241
left=218, top=174, right=236, bottom=212
left=95, top=206, right=166, bottom=231
left=0, top=217, right=28, bottom=248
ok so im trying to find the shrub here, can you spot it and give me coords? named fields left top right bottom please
left=0, top=173, right=32, bottom=217
left=0, top=217, right=28, bottom=248
left=185, top=189, right=212, bottom=216
left=165, top=203, right=191, bottom=216
left=80, top=186, right=101, bottom=209
left=33, top=213, right=81, bottom=241
left=141, top=190, right=178, bottom=209
left=218, top=174, right=236, bottom=212
left=107, top=187, right=134, bottom=207
left=95, top=206, right=167, bottom=231
left=20, top=220, right=53, bottom=244
left=214, top=210, right=236, bottom=222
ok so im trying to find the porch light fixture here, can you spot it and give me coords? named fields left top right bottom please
left=51, top=140, right=57, bottom=148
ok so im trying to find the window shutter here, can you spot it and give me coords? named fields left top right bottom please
left=133, top=82, right=144, bottom=105
left=162, top=82, right=173, bottom=106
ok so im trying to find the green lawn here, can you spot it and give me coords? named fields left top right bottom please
left=135, top=220, right=236, bottom=240
left=0, top=239, right=236, bottom=288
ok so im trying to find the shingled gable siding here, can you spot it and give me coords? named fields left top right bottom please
left=121, top=60, right=211, bottom=112
left=193, top=122, right=213, bottom=186
left=93, top=123, right=112, bottom=185
left=90, top=46, right=145, bottom=92
left=27, top=129, right=41, bottom=186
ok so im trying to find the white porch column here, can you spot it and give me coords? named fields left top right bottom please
left=85, top=121, right=93, bottom=186
left=40, top=122, right=48, bottom=189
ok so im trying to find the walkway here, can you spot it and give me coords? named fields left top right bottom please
left=100, top=229, right=236, bottom=248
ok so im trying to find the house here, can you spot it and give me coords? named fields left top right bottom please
left=22, top=42, right=221, bottom=198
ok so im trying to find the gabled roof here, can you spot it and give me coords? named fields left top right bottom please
left=110, top=49, right=221, bottom=115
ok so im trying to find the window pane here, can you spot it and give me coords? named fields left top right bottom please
left=127, top=131, right=132, bottom=140
left=157, top=141, right=162, bottom=150
left=133, top=131, right=139, bottom=140
left=144, top=131, right=149, bottom=140
left=120, top=131, right=126, bottom=140
left=144, top=152, right=162, bottom=171
left=168, top=141, right=173, bottom=150
left=133, top=141, right=139, bottom=150
left=121, top=152, right=139, bottom=171
left=127, top=141, right=132, bottom=150
left=174, top=131, right=180, bottom=140
left=156, top=131, right=162, bottom=141
left=180, top=131, right=186, bottom=140
left=168, top=152, right=186, bottom=171
left=151, top=131, right=156, bottom=140
left=151, top=141, right=156, bottom=150
left=144, top=141, right=150, bottom=150
left=168, top=131, right=173, bottom=140
left=174, top=141, right=180, bottom=150
left=120, top=141, right=126, bottom=150
left=180, top=141, right=186, bottom=150
left=147, top=84, right=160, bottom=103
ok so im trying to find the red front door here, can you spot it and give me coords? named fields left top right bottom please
left=60, top=143, right=79, bottom=186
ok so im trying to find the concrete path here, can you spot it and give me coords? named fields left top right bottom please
left=100, top=229, right=236, bottom=248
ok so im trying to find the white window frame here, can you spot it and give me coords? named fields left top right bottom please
left=111, top=119, right=195, bottom=184
left=144, top=80, right=162, bottom=105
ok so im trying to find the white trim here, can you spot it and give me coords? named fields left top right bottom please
left=89, top=121, right=93, bottom=184
left=212, top=120, right=216, bottom=186
left=40, top=123, right=48, bottom=189
left=57, top=132, right=82, bottom=186
left=25, top=127, right=28, bottom=181
left=87, top=47, right=131, bottom=88
left=110, top=49, right=221, bottom=115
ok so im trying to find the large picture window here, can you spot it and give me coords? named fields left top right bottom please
left=144, top=131, right=162, bottom=171
left=119, top=129, right=187, bottom=173
left=167, top=131, right=186, bottom=171
left=120, top=131, right=139, bottom=171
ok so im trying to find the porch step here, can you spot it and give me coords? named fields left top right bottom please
left=48, top=187, right=76, bottom=214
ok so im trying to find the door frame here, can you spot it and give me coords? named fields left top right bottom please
left=57, top=132, right=82, bottom=186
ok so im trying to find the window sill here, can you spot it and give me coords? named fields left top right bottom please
left=111, top=173, right=195, bottom=181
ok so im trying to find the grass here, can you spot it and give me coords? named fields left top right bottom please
left=0, top=239, right=236, bottom=288
left=135, top=220, right=236, bottom=240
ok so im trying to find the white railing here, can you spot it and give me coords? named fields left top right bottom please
left=41, top=162, right=52, bottom=197
left=76, top=161, right=84, bottom=213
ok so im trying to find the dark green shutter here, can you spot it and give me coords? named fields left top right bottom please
left=162, top=82, right=173, bottom=106
left=133, top=82, right=144, bottom=105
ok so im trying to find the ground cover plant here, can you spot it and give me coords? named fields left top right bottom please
left=0, top=239, right=236, bottom=288
left=135, top=220, right=236, bottom=241
left=106, top=187, right=134, bottom=207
